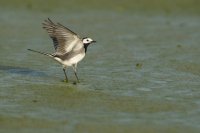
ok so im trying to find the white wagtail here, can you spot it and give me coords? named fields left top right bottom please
left=28, top=18, right=96, bottom=83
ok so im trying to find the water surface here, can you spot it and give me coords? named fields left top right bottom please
left=0, top=7, right=200, bottom=133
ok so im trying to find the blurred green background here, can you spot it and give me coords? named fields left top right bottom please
left=0, top=0, right=200, bottom=14
left=0, top=0, right=200, bottom=133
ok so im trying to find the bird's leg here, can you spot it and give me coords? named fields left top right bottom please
left=72, top=64, right=79, bottom=83
left=63, top=67, right=68, bottom=83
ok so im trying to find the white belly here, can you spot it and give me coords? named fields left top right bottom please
left=54, top=53, right=85, bottom=66
left=67, top=53, right=85, bottom=65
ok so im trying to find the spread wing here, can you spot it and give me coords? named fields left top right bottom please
left=42, top=18, right=81, bottom=55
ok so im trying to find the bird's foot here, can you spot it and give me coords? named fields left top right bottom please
left=63, top=79, right=69, bottom=83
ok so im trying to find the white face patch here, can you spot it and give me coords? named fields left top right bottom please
left=83, top=38, right=93, bottom=44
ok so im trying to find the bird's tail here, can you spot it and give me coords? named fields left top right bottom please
left=27, top=49, right=53, bottom=57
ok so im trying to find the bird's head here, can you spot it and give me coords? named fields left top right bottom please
left=82, top=37, right=96, bottom=53
left=82, top=37, right=96, bottom=45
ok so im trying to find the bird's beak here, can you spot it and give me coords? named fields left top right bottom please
left=92, top=40, right=97, bottom=43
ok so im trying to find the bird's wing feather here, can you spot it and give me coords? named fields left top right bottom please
left=42, top=18, right=81, bottom=54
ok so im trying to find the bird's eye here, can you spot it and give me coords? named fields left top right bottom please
left=87, top=39, right=89, bottom=42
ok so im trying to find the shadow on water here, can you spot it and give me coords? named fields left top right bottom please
left=0, top=65, right=47, bottom=77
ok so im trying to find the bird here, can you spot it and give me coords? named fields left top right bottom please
left=28, top=18, right=96, bottom=83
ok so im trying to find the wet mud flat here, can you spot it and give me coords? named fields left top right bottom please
left=0, top=5, right=200, bottom=133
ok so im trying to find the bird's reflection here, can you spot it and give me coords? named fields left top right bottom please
left=0, top=65, right=47, bottom=77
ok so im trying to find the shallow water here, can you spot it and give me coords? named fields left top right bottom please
left=0, top=8, right=200, bottom=133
